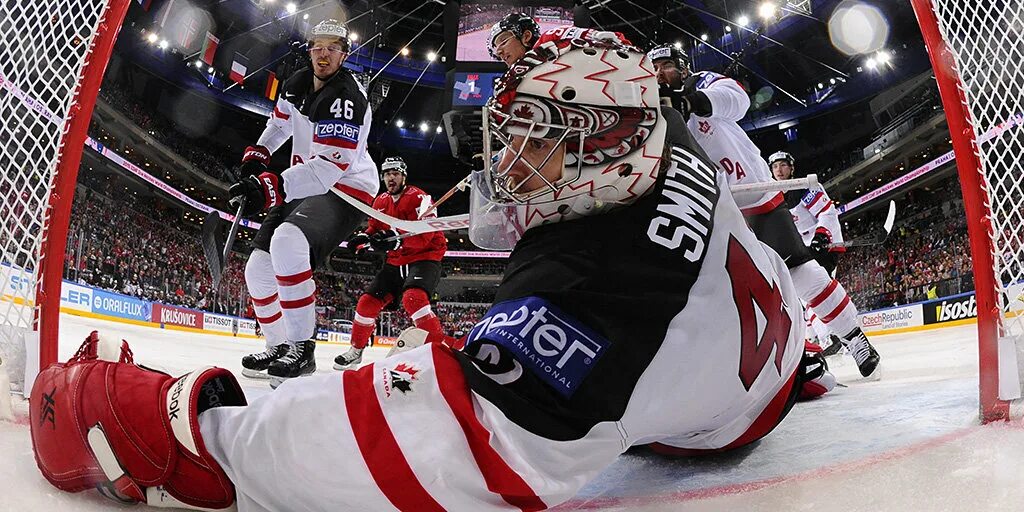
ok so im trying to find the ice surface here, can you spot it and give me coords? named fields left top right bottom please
left=3, top=314, right=1024, bottom=511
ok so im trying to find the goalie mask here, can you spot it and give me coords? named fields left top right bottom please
left=471, top=31, right=665, bottom=250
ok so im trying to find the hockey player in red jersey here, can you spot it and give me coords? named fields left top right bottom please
left=30, top=34, right=819, bottom=511
left=649, top=43, right=880, bottom=378
left=228, top=19, right=379, bottom=387
left=333, top=156, right=448, bottom=370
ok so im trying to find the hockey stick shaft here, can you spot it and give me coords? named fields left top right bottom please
left=418, top=174, right=472, bottom=219
left=829, top=200, right=896, bottom=249
left=332, top=175, right=819, bottom=236
left=223, top=198, right=246, bottom=264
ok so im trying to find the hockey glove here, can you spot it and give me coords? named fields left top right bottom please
left=369, top=229, right=402, bottom=252
left=239, top=145, right=271, bottom=177
left=229, top=172, right=282, bottom=217
left=809, top=229, right=832, bottom=255
left=346, top=232, right=371, bottom=255
left=30, top=331, right=245, bottom=509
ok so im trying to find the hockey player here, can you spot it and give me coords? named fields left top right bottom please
left=230, top=19, right=378, bottom=387
left=648, top=43, right=880, bottom=378
left=30, top=35, right=814, bottom=511
left=488, top=12, right=540, bottom=66
left=771, top=151, right=849, bottom=357
left=333, top=156, right=448, bottom=370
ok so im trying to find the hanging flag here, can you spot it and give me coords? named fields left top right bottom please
left=201, top=32, right=219, bottom=66
left=265, top=71, right=279, bottom=100
left=158, top=0, right=176, bottom=27
left=230, top=53, right=248, bottom=84
left=177, top=14, right=200, bottom=49
left=136, top=0, right=153, bottom=11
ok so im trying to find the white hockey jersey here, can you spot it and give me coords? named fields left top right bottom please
left=789, top=186, right=846, bottom=250
left=257, top=68, right=379, bottom=204
left=685, top=71, right=783, bottom=215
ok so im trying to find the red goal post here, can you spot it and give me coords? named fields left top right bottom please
left=0, top=0, right=132, bottom=395
left=911, top=0, right=1024, bottom=422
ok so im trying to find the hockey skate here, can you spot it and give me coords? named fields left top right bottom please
left=240, top=343, right=289, bottom=379
left=844, top=328, right=880, bottom=378
left=333, top=346, right=363, bottom=371
left=821, top=334, right=845, bottom=357
left=268, top=340, right=317, bottom=389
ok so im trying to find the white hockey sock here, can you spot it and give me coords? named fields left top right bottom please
left=790, top=261, right=859, bottom=337
left=245, top=249, right=287, bottom=346
left=270, top=222, right=317, bottom=342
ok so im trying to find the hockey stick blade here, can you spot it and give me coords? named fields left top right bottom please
left=830, top=200, right=897, bottom=249
left=201, top=210, right=227, bottom=288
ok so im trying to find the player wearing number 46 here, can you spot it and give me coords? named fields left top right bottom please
left=334, top=156, right=448, bottom=370
left=32, top=33, right=828, bottom=511
left=649, top=43, right=880, bottom=379
left=229, top=18, right=379, bottom=388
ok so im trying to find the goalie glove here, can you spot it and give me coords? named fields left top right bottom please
left=369, top=229, right=402, bottom=252
left=30, top=331, right=245, bottom=510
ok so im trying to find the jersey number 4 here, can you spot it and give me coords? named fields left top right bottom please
left=725, top=235, right=792, bottom=391
left=331, top=98, right=354, bottom=120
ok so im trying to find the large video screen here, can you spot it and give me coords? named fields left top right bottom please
left=450, top=71, right=504, bottom=107
left=457, top=4, right=574, bottom=63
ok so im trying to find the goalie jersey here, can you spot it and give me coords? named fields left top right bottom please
left=257, top=67, right=379, bottom=204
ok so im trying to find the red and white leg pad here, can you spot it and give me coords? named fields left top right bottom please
left=30, top=331, right=246, bottom=510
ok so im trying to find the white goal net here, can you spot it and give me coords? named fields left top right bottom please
left=912, top=0, right=1024, bottom=421
left=0, top=0, right=130, bottom=393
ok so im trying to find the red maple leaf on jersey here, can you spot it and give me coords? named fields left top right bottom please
left=394, top=363, right=419, bottom=379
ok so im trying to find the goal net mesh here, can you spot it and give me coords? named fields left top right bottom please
left=0, top=0, right=114, bottom=391
left=923, top=0, right=1024, bottom=410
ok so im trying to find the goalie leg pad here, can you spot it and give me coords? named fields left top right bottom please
left=30, top=332, right=246, bottom=509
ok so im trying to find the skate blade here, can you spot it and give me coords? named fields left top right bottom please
left=269, top=369, right=317, bottom=389
left=241, top=368, right=271, bottom=380
left=332, top=361, right=361, bottom=371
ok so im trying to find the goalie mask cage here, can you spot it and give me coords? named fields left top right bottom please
left=911, top=0, right=1024, bottom=422
left=0, top=0, right=132, bottom=394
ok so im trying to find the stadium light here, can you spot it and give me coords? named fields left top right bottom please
left=265, top=0, right=275, bottom=3
left=419, top=122, right=429, bottom=132
left=285, top=3, right=297, bottom=14
left=147, top=33, right=158, bottom=44
left=208, top=66, right=214, bottom=73
left=436, top=125, right=442, bottom=134
left=158, top=39, right=168, bottom=49
left=400, top=47, right=410, bottom=56
left=737, top=15, right=750, bottom=27
left=877, top=49, right=892, bottom=64
left=700, top=33, right=708, bottom=41
left=865, top=57, right=877, bottom=70
left=303, top=14, right=308, bottom=20
left=817, top=82, right=823, bottom=89
left=759, top=2, right=777, bottom=19
left=395, top=119, right=405, bottom=128
left=427, top=51, right=437, bottom=61
left=349, top=32, right=359, bottom=42
left=673, top=41, right=682, bottom=49
left=725, top=25, right=732, bottom=32
left=195, top=60, right=203, bottom=68
left=830, top=78, right=836, bottom=85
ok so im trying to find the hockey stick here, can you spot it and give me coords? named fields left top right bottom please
left=418, top=174, right=472, bottom=219
left=201, top=198, right=247, bottom=288
left=330, top=174, right=820, bottom=236
left=829, top=200, right=897, bottom=249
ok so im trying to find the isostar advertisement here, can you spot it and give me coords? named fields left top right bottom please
left=203, top=313, right=235, bottom=333
left=859, top=304, right=923, bottom=333
left=922, top=292, right=977, bottom=325
left=91, top=288, right=151, bottom=321
left=152, top=303, right=203, bottom=328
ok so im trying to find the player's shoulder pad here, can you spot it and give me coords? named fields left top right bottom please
left=280, top=68, right=312, bottom=105
left=692, top=70, right=726, bottom=91
left=310, top=70, right=369, bottom=123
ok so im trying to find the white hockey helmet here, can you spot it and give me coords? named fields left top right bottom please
left=381, top=156, right=408, bottom=176
left=768, top=151, right=794, bottom=167
left=471, top=29, right=665, bottom=250
left=309, top=19, right=351, bottom=52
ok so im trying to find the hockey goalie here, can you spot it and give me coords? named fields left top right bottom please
left=29, top=31, right=814, bottom=511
